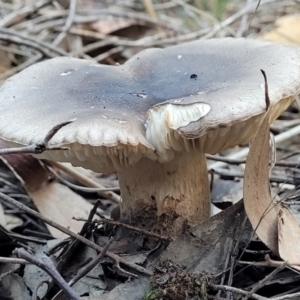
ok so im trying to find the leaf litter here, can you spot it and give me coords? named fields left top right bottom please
left=1, top=1, right=300, bottom=299
left=244, top=70, right=300, bottom=270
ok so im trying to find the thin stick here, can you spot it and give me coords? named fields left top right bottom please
left=69, top=238, right=113, bottom=286
left=0, top=192, right=151, bottom=276
left=143, top=0, right=157, bottom=20
left=0, top=121, right=73, bottom=155
left=207, top=154, right=300, bottom=169
left=0, top=52, right=43, bottom=81
left=209, top=124, right=300, bottom=170
left=0, top=27, right=68, bottom=57
left=52, top=238, right=113, bottom=300
left=53, top=0, right=77, bottom=45
left=242, top=259, right=287, bottom=300
left=272, top=291, right=300, bottom=300
left=261, top=69, right=270, bottom=110
left=236, top=0, right=253, bottom=37
left=0, top=256, right=29, bottom=265
left=92, top=218, right=172, bottom=241
left=49, top=161, right=121, bottom=203
left=47, top=167, right=120, bottom=192
left=14, top=248, right=80, bottom=300
left=211, top=284, right=268, bottom=300
left=0, top=0, right=50, bottom=27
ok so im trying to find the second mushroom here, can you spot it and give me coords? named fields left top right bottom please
left=0, top=38, right=300, bottom=237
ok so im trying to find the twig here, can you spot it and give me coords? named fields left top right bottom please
left=52, top=237, right=113, bottom=300
left=209, top=124, right=300, bottom=170
left=0, top=0, right=50, bottom=27
left=272, top=291, right=300, bottom=300
left=261, top=69, right=270, bottom=110
left=0, top=27, right=68, bottom=57
left=214, top=215, right=244, bottom=298
left=46, top=166, right=119, bottom=192
left=173, top=0, right=219, bottom=25
left=265, top=254, right=286, bottom=267
left=244, top=249, right=271, bottom=254
left=70, top=238, right=112, bottom=286
left=212, top=168, right=298, bottom=185
left=0, top=121, right=73, bottom=155
left=210, top=284, right=268, bottom=300
left=44, top=120, right=74, bottom=144
left=207, top=154, right=300, bottom=169
left=143, top=0, right=157, bottom=20
left=94, top=46, right=124, bottom=62
left=0, top=192, right=151, bottom=276
left=206, top=154, right=245, bottom=165
left=236, top=0, right=253, bottom=37
left=0, top=43, right=32, bottom=56
left=201, top=0, right=275, bottom=40
left=53, top=0, right=77, bottom=45
left=226, top=215, right=244, bottom=299
left=48, top=161, right=121, bottom=203
left=93, top=218, right=172, bottom=241
left=238, top=260, right=276, bottom=267
left=242, top=259, right=287, bottom=300
left=264, top=254, right=300, bottom=269
left=0, top=52, right=43, bottom=81
left=0, top=256, right=29, bottom=265
left=14, top=248, right=80, bottom=300
left=76, top=8, right=171, bottom=29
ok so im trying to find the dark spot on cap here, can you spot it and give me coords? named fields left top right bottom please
left=190, top=74, right=197, bottom=79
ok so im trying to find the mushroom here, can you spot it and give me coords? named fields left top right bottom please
left=0, top=38, right=300, bottom=237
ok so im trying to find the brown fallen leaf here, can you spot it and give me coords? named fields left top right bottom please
left=91, top=17, right=136, bottom=35
left=243, top=94, right=279, bottom=255
left=244, top=71, right=300, bottom=266
left=261, top=14, right=300, bottom=46
left=0, top=141, right=94, bottom=239
left=278, top=207, right=300, bottom=269
left=29, top=182, right=93, bottom=239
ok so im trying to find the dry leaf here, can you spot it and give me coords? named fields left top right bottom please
left=261, top=14, right=300, bottom=46
left=0, top=142, right=93, bottom=239
left=278, top=207, right=300, bottom=269
left=244, top=75, right=300, bottom=266
left=161, top=201, right=252, bottom=274
left=91, top=17, right=136, bottom=35
left=29, top=182, right=93, bottom=239
left=243, top=102, right=279, bottom=255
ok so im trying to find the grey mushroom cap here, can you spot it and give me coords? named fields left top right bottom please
left=0, top=38, right=300, bottom=172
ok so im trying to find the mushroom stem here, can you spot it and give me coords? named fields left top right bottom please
left=117, top=149, right=210, bottom=237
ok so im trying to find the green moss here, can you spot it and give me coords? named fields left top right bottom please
left=143, top=289, right=157, bottom=300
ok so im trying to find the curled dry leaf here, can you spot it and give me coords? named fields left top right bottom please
left=244, top=81, right=300, bottom=267
left=278, top=207, right=300, bottom=269
left=243, top=102, right=279, bottom=255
